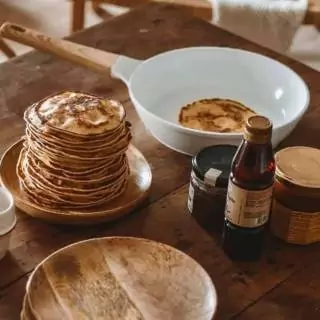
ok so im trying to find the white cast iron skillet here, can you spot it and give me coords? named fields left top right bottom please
left=0, top=23, right=310, bottom=156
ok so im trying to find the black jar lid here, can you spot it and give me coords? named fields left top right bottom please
left=192, top=145, right=238, bottom=188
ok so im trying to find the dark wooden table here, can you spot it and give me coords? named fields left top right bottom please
left=0, top=4, right=319, bottom=319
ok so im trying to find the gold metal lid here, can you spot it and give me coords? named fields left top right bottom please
left=275, top=146, right=320, bottom=189
left=244, top=115, right=272, bottom=144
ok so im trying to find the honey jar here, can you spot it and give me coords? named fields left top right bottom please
left=270, top=146, right=320, bottom=245
left=187, top=145, right=237, bottom=233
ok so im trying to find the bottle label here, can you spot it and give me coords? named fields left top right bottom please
left=225, top=180, right=273, bottom=228
left=271, top=200, right=320, bottom=244
left=187, top=182, right=195, bottom=213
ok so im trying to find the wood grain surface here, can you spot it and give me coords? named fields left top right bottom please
left=25, top=237, right=216, bottom=320
left=0, top=3, right=319, bottom=320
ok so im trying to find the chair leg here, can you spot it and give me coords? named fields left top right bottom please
left=0, top=38, right=15, bottom=58
left=72, top=0, right=86, bottom=32
left=305, top=0, right=320, bottom=30
left=91, top=0, right=113, bottom=20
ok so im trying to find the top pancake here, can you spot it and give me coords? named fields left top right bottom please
left=179, top=98, right=257, bottom=133
left=25, top=91, right=126, bottom=136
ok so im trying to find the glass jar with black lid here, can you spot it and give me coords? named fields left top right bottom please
left=188, top=145, right=238, bottom=233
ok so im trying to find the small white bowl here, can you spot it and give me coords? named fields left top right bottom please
left=0, top=187, right=16, bottom=260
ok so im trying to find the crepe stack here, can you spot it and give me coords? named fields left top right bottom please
left=16, top=91, right=132, bottom=209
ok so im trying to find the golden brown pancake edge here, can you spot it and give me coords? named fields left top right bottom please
left=178, top=98, right=257, bottom=133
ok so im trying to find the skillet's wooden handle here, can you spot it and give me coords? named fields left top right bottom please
left=0, top=22, right=119, bottom=74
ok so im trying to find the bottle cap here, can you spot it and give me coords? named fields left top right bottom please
left=244, top=115, right=272, bottom=144
left=275, top=146, right=320, bottom=189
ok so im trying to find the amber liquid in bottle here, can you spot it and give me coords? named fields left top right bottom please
left=222, top=116, right=275, bottom=261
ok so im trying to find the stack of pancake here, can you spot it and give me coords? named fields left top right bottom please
left=17, top=91, right=132, bottom=209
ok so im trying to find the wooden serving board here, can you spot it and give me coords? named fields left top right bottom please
left=0, top=140, right=152, bottom=225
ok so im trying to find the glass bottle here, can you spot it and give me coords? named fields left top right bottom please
left=222, top=115, right=275, bottom=261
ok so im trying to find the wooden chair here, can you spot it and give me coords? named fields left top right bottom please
left=0, top=38, right=15, bottom=58
left=71, top=0, right=320, bottom=32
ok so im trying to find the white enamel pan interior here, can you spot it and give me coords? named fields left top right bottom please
left=0, top=23, right=310, bottom=156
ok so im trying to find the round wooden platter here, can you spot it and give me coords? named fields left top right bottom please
left=0, top=140, right=152, bottom=225
left=22, top=237, right=217, bottom=320
left=21, top=295, right=35, bottom=320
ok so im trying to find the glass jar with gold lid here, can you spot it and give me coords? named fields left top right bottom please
left=270, top=146, right=320, bottom=245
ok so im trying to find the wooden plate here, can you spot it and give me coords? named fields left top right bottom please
left=21, top=295, right=35, bottom=320
left=0, top=140, right=152, bottom=225
left=24, top=237, right=217, bottom=320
